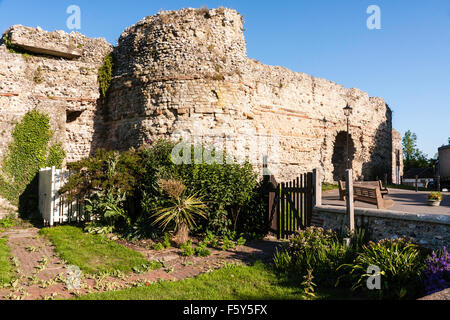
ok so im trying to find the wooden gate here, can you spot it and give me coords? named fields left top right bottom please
left=267, top=172, right=314, bottom=239
left=39, top=167, right=87, bottom=227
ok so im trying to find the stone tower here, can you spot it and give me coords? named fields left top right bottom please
left=0, top=7, right=403, bottom=184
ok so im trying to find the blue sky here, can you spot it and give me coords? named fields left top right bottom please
left=1, top=0, right=449, bottom=157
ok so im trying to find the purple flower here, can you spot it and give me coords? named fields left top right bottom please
left=424, top=247, right=450, bottom=295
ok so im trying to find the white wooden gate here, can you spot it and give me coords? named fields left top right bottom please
left=39, top=167, right=86, bottom=226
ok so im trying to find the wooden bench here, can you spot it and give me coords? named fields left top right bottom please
left=339, top=180, right=389, bottom=201
left=353, top=185, right=395, bottom=210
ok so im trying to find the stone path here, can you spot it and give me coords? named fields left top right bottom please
left=323, top=189, right=450, bottom=215
left=419, top=288, right=450, bottom=300
left=0, top=226, right=282, bottom=300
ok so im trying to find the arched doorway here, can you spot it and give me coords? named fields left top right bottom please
left=332, top=131, right=355, bottom=181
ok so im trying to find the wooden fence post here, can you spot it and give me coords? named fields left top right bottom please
left=313, top=168, right=322, bottom=207
left=345, top=169, right=355, bottom=234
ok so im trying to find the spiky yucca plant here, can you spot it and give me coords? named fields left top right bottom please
left=151, top=179, right=207, bottom=244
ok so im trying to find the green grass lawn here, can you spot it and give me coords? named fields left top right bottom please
left=0, top=237, right=13, bottom=285
left=39, top=226, right=149, bottom=274
left=322, top=184, right=338, bottom=192
left=75, top=261, right=351, bottom=300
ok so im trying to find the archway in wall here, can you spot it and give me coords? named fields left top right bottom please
left=332, top=131, right=356, bottom=182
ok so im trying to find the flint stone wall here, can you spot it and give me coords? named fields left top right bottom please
left=312, top=205, right=450, bottom=249
left=106, top=8, right=403, bottom=183
left=0, top=25, right=113, bottom=163
left=0, top=7, right=403, bottom=184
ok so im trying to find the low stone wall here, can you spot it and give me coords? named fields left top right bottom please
left=312, top=205, right=450, bottom=249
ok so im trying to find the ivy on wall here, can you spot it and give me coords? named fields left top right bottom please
left=98, top=53, right=113, bottom=102
left=0, top=110, right=66, bottom=210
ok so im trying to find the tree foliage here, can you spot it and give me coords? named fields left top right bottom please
left=402, top=130, right=430, bottom=171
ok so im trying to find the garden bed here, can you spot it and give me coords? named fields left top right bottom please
left=75, top=261, right=351, bottom=300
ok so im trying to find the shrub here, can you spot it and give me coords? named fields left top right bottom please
left=174, top=146, right=258, bottom=234
left=61, top=148, right=145, bottom=201
left=236, top=236, right=247, bottom=247
left=341, top=237, right=427, bottom=300
left=235, top=178, right=271, bottom=237
left=273, top=227, right=352, bottom=287
left=84, top=191, right=129, bottom=232
left=61, top=139, right=265, bottom=239
left=203, top=231, right=219, bottom=248
left=221, top=236, right=236, bottom=251
left=424, top=247, right=450, bottom=295
left=124, top=216, right=159, bottom=241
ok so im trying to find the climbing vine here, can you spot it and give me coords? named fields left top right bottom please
left=0, top=110, right=65, bottom=209
left=98, top=53, right=113, bottom=101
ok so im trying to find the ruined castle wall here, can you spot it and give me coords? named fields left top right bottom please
left=0, top=26, right=112, bottom=163
left=0, top=8, right=403, bottom=185
left=106, top=8, right=400, bottom=183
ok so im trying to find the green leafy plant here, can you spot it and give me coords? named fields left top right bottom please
left=274, top=227, right=353, bottom=286
left=236, top=236, right=247, bottom=247
left=84, top=222, right=114, bottom=235
left=180, top=240, right=195, bottom=257
left=339, top=237, right=427, bottom=300
left=273, top=248, right=292, bottom=272
left=124, top=216, right=159, bottom=241
left=152, top=242, right=164, bottom=251
left=194, top=242, right=211, bottom=257
left=61, top=148, right=144, bottom=201
left=221, top=236, right=236, bottom=251
left=84, top=191, right=129, bottom=231
left=203, top=231, right=219, bottom=248
left=301, top=269, right=317, bottom=299
left=151, top=179, right=207, bottom=244
left=132, top=261, right=162, bottom=274
left=0, top=215, right=17, bottom=230
left=163, top=233, right=172, bottom=249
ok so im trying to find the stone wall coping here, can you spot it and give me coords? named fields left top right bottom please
left=314, top=205, right=450, bottom=226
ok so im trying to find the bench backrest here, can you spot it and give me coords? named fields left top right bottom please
left=353, top=185, right=382, bottom=205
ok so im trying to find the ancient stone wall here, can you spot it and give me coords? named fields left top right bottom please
left=0, top=8, right=403, bottom=185
left=0, top=25, right=112, bottom=163
left=106, top=7, right=402, bottom=183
